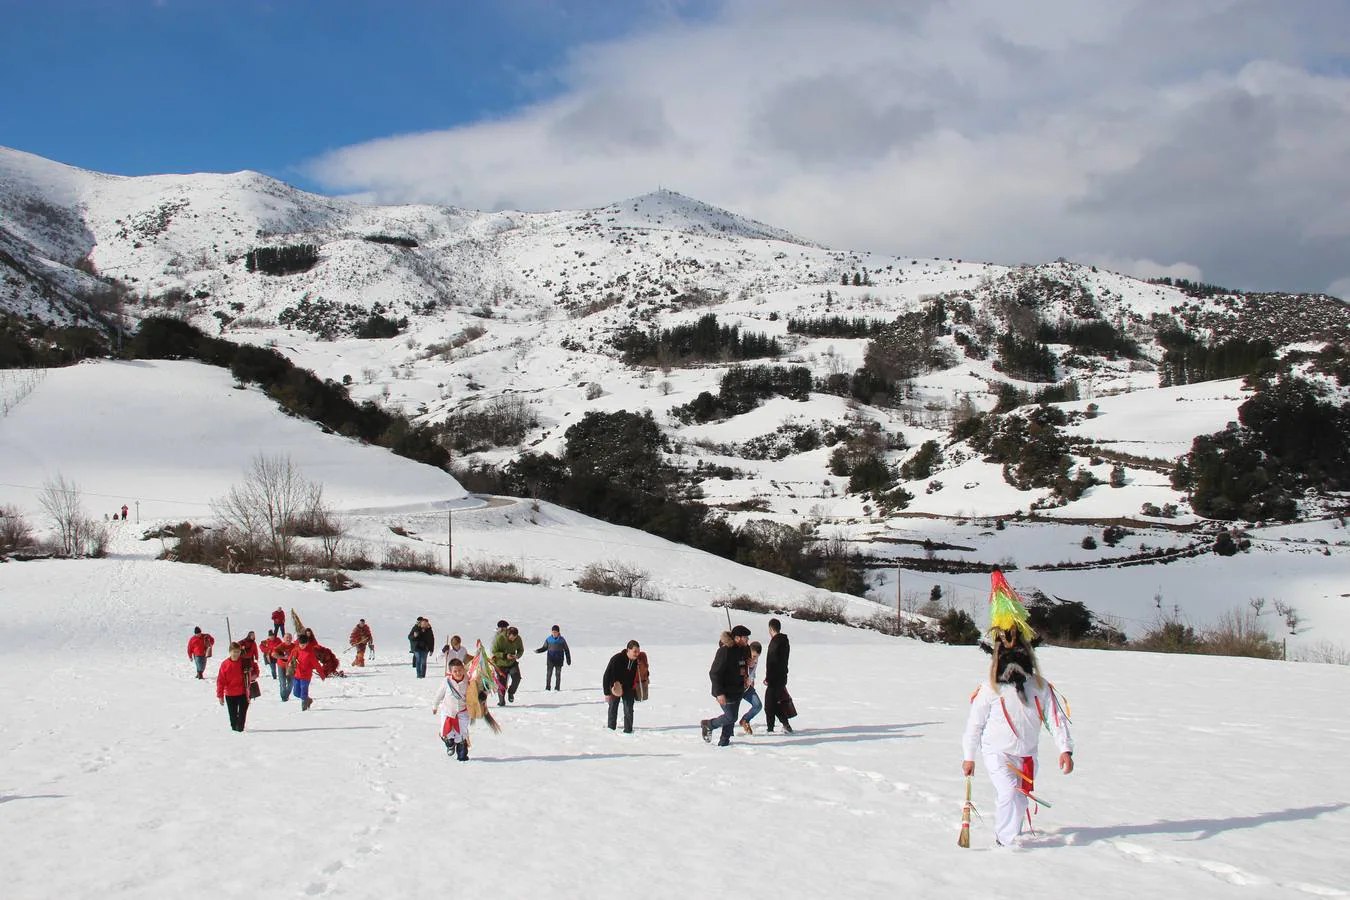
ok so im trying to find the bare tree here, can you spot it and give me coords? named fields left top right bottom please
left=212, top=454, right=312, bottom=573
left=0, top=504, right=35, bottom=554
left=39, top=474, right=84, bottom=556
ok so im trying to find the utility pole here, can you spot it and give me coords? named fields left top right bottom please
left=135, top=500, right=140, bottom=524
left=447, top=506, right=453, bottom=576
left=895, top=565, right=902, bottom=632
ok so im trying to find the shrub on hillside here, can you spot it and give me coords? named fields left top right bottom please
left=712, top=594, right=787, bottom=615
left=381, top=544, right=443, bottom=575
left=453, top=558, right=545, bottom=585
left=938, top=608, right=981, bottom=644
left=791, top=596, right=849, bottom=625
left=576, top=561, right=661, bottom=599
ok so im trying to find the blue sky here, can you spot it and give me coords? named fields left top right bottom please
left=3, top=1, right=1349, bottom=294
left=0, top=0, right=698, bottom=185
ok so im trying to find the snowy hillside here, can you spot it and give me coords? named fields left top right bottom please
left=1, top=336, right=1348, bottom=899
left=3, top=146, right=1350, bottom=646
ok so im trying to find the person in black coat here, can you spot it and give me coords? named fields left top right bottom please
left=602, top=640, right=642, bottom=733
left=763, top=618, right=793, bottom=733
left=408, top=617, right=436, bottom=678
left=700, top=625, right=751, bottom=746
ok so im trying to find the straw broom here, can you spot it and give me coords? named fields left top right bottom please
left=958, top=776, right=973, bottom=848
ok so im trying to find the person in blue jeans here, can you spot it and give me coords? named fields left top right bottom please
left=738, top=641, right=764, bottom=734
left=408, top=617, right=435, bottom=678
left=274, top=633, right=295, bottom=702
left=700, top=625, right=751, bottom=747
left=534, top=624, right=572, bottom=690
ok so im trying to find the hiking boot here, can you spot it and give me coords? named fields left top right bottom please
left=508, top=692, right=516, bottom=703
left=699, top=720, right=712, bottom=742
left=739, top=719, right=753, bottom=735
left=456, top=742, right=469, bottom=762
left=443, top=737, right=455, bottom=756
left=781, top=720, right=794, bottom=734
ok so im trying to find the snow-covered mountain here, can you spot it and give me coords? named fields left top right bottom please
left=3, top=146, right=1349, bottom=640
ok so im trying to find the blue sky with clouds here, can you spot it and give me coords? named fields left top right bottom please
left=4, top=0, right=1350, bottom=295
left=0, top=0, right=695, bottom=182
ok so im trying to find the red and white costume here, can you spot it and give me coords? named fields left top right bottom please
left=962, top=678, right=1072, bottom=846
left=433, top=674, right=470, bottom=745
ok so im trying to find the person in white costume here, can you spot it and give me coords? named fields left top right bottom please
left=961, top=570, right=1075, bottom=846
left=433, top=657, right=473, bottom=761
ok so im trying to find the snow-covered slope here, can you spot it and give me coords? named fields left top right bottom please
left=2, top=518, right=1349, bottom=899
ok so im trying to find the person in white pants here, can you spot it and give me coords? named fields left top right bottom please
left=961, top=625, right=1074, bottom=846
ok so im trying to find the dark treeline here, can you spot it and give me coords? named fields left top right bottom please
left=994, top=333, right=1058, bottom=382
left=245, top=244, right=320, bottom=276
left=0, top=313, right=109, bottom=368
left=671, top=364, right=812, bottom=424
left=787, top=315, right=887, bottom=338
left=130, top=316, right=447, bottom=468
left=613, top=313, right=780, bottom=365
left=1037, top=317, right=1141, bottom=359
left=1148, top=276, right=1242, bottom=299
left=1158, top=333, right=1276, bottom=387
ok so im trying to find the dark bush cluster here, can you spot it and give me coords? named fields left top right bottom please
left=1173, top=374, right=1350, bottom=520
left=614, top=313, right=780, bottom=365
left=787, top=315, right=886, bottom=337
left=1158, top=332, right=1275, bottom=387
left=245, top=244, right=320, bottom=276
left=671, top=365, right=811, bottom=424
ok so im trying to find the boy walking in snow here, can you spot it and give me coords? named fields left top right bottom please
left=187, top=627, right=215, bottom=679
left=738, top=640, right=764, bottom=734
left=763, top=618, right=792, bottom=733
left=216, top=642, right=251, bottom=732
left=535, top=624, right=572, bottom=690
left=961, top=571, right=1074, bottom=847
left=433, top=657, right=473, bottom=761
left=273, top=633, right=295, bottom=702
left=289, top=632, right=325, bottom=711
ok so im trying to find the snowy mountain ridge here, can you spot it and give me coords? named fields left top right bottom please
left=3, top=146, right=1349, bottom=640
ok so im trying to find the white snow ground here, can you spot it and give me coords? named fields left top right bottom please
left=1, top=360, right=1348, bottom=899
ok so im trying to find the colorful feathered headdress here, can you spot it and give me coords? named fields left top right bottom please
left=988, top=569, right=1035, bottom=642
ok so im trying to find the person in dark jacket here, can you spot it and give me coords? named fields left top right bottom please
left=764, top=618, right=793, bottom=733
left=408, top=618, right=435, bottom=678
left=700, top=625, right=751, bottom=746
left=535, top=624, right=572, bottom=690
left=602, top=640, right=642, bottom=733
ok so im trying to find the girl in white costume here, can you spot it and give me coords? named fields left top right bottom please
left=961, top=571, right=1075, bottom=846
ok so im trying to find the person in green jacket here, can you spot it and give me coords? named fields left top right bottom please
left=491, top=624, right=524, bottom=705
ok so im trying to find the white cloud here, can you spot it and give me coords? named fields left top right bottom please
left=305, top=0, right=1350, bottom=292
left=1087, top=257, right=1205, bottom=284
left=1328, top=277, right=1350, bottom=301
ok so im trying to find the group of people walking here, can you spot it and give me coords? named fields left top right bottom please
left=191, top=607, right=345, bottom=732
left=700, top=618, right=794, bottom=746
left=187, top=569, right=1071, bottom=849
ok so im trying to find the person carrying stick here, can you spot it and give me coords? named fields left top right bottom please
left=961, top=570, right=1074, bottom=847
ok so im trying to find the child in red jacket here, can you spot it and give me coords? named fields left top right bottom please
left=187, top=627, right=215, bottom=679
left=290, top=633, right=326, bottom=711
left=216, top=643, right=250, bottom=732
